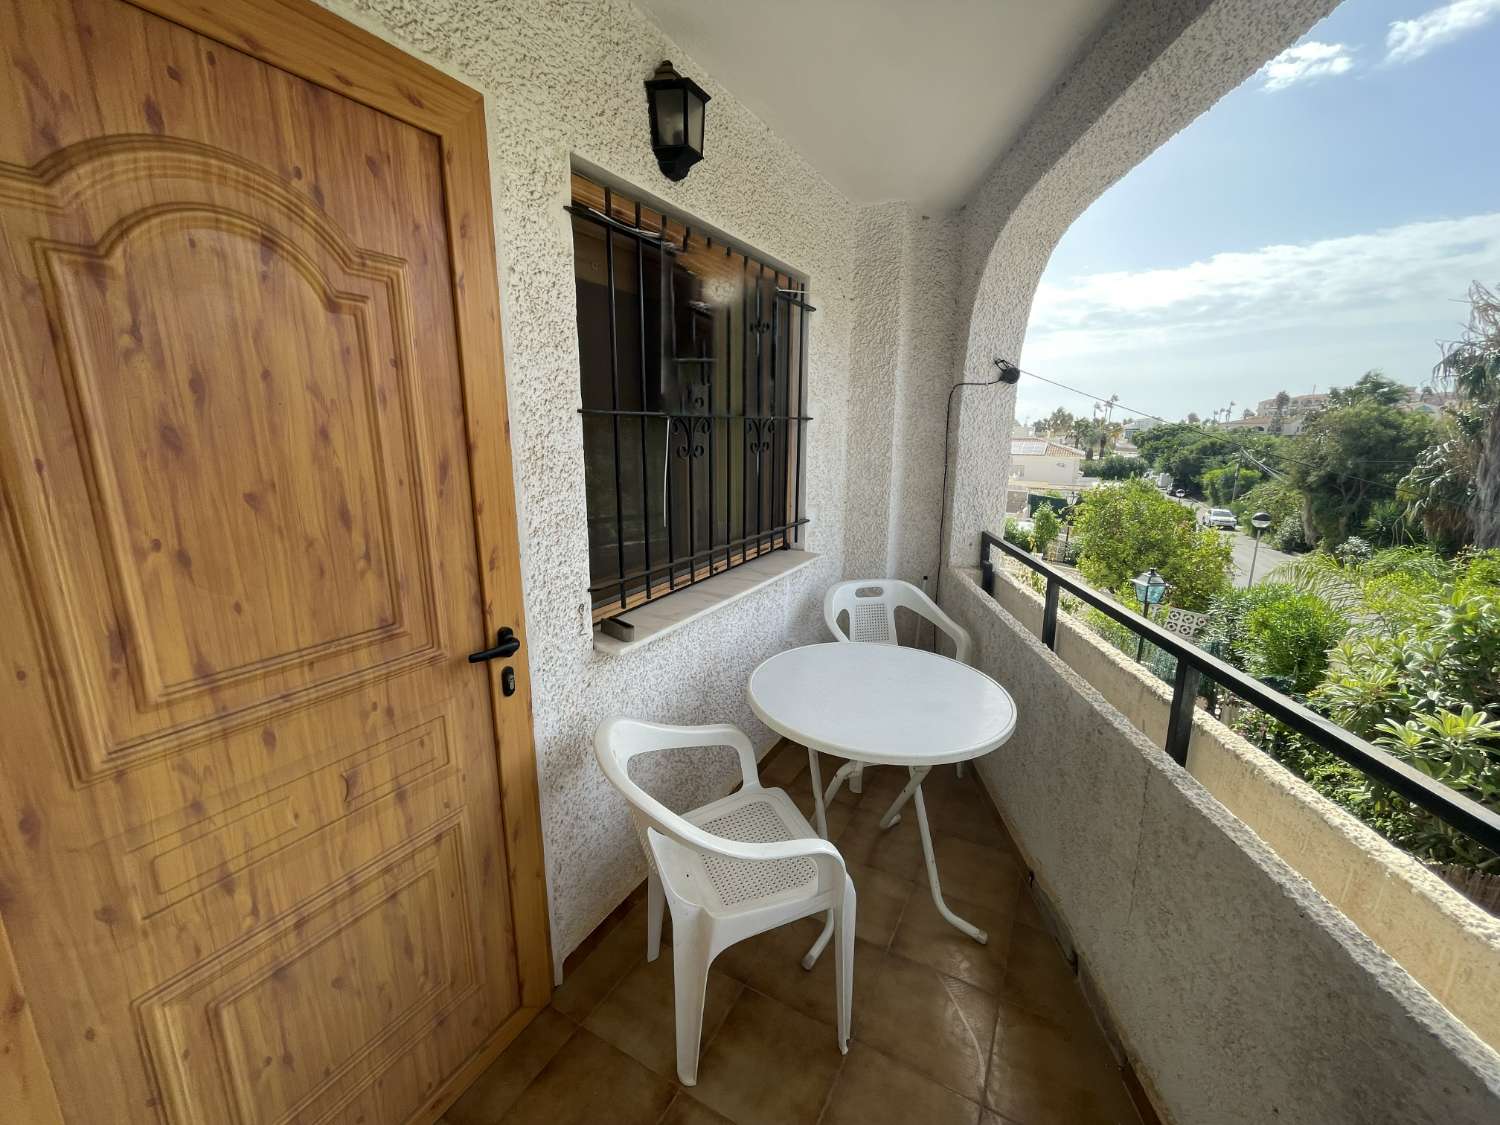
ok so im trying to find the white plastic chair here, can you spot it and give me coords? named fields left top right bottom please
left=593, top=718, right=856, bottom=1085
left=823, top=579, right=974, bottom=787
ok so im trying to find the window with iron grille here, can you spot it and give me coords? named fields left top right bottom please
left=568, top=172, right=812, bottom=624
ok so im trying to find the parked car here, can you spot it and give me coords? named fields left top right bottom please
left=1201, top=507, right=1238, bottom=530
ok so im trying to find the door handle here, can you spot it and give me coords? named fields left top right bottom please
left=468, top=627, right=520, bottom=663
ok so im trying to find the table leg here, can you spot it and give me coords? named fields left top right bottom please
left=802, top=757, right=858, bottom=971
left=802, top=749, right=837, bottom=971
left=823, top=761, right=859, bottom=810
left=805, top=747, right=828, bottom=840
left=912, top=782, right=987, bottom=944
left=877, top=766, right=925, bottom=829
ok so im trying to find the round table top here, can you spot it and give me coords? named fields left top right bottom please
left=748, top=642, right=1017, bottom=766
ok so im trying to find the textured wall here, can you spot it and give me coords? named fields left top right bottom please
left=842, top=205, right=962, bottom=586
left=941, top=0, right=1340, bottom=571
left=316, top=0, right=858, bottom=965
left=947, top=570, right=1500, bottom=1124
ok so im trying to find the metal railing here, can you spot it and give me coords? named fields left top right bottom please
left=980, top=531, right=1500, bottom=856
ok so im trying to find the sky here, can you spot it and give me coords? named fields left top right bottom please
left=1017, top=0, right=1500, bottom=427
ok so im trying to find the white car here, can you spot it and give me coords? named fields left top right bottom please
left=1201, top=507, right=1238, bottom=530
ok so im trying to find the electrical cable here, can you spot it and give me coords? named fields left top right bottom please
left=931, top=359, right=1018, bottom=604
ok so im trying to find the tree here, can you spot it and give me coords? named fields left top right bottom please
left=1035, top=407, right=1076, bottom=438
left=1286, top=399, right=1434, bottom=546
left=1133, top=421, right=1203, bottom=469
left=1186, top=412, right=1202, bottom=424
left=1328, top=370, right=1407, bottom=408
left=1092, top=454, right=1142, bottom=481
left=1431, top=283, right=1500, bottom=548
left=1072, top=480, right=1233, bottom=610
left=1203, top=464, right=1261, bottom=506
left=1269, top=389, right=1291, bottom=435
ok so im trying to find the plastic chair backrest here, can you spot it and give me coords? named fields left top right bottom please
left=823, top=579, right=972, bottom=664
left=593, top=718, right=759, bottom=854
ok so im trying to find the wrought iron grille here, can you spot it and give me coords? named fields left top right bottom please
left=568, top=172, right=812, bottom=623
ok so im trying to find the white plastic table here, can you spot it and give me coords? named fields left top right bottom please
left=748, top=642, right=1017, bottom=965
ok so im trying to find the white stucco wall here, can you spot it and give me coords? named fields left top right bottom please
left=318, top=0, right=861, bottom=965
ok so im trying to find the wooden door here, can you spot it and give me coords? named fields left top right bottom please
left=0, top=2, right=550, bottom=1123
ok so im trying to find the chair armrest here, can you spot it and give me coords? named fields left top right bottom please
left=647, top=823, right=848, bottom=889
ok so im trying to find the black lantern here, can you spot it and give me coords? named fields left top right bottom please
left=645, top=60, right=710, bottom=181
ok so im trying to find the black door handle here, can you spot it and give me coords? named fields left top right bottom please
left=468, top=627, right=520, bottom=663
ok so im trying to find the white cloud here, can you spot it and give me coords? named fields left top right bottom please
left=1019, top=214, right=1500, bottom=419
left=1259, top=41, right=1354, bottom=91
left=1386, top=0, right=1500, bottom=64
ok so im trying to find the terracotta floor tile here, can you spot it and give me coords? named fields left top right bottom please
left=550, top=900, right=649, bottom=1021
left=985, top=1003, right=1139, bottom=1125
left=833, top=808, right=925, bottom=881
left=709, top=915, right=870, bottom=1029
left=852, top=947, right=998, bottom=1102
left=926, top=832, right=1024, bottom=908
left=914, top=772, right=1013, bottom=850
left=691, top=989, right=846, bottom=1125
left=821, top=1042, right=982, bottom=1125
left=583, top=951, right=743, bottom=1080
left=997, top=922, right=1094, bottom=1030
left=758, top=742, right=808, bottom=789
left=445, top=1007, right=574, bottom=1125
left=890, top=883, right=1019, bottom=995
left=846, top=860, right=916, bottom=949
left=659, top=1091, right=737, bottom=1124
left=501, top=1027, right=676, bottom=1125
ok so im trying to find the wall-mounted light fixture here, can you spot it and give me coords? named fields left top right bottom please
left=645, top=60, right=710, bottom=181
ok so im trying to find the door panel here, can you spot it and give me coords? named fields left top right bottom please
left=0, top=2, right=541, bottom=1122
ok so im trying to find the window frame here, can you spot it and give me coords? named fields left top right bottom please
left=567, top=172, right=813, bottom=624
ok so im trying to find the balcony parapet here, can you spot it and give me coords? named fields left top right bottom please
left=942, top=564, right=1500, bottom=1124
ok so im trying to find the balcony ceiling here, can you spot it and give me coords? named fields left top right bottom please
left=636, top=0, right=1120, bottom=211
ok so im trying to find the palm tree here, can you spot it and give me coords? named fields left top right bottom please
left=1434, top=284, right=1500, bottom=548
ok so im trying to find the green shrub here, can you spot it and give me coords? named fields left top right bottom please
left=1003, top=517, right=1035, bottom=553
left=1031, top=505, right=1060, bottom=556
left=1271, top=514, right=1308, bottom=552
left=1243, top=592, right=1346, bottom=694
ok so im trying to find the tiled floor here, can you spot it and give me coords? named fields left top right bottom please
left=444, top=744, right=1144, bottom=1125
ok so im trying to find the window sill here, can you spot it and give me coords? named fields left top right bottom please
left=592, top=550, right=819, bottom=657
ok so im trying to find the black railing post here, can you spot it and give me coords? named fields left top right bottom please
left=1164, top=660, right=1201, bottom=766
left=980, top=535, right=995, bottom=595
left=1041, top=578, right=1060, bottom=651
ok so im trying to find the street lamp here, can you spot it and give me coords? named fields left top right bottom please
left=1247, top=510, right=1273, bottom=586
left=1130, top=567, right=1167, bottom=662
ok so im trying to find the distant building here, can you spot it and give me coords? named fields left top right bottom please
left=1009, top=438, right=1087, bottom=490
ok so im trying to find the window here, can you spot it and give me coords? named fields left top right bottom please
left=568, top=172, right=811, bottom=623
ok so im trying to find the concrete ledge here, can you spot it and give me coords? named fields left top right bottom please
left=988, top=564, right=1500, bottom=1053
left=944, top=566, right=1500, bottom=1125
left=591, top=551, right=819, bottom=656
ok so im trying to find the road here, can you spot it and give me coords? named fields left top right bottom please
left=1170, top=495, right=1296, bottom=587
left=1226, top=527, right=1295, bottom=587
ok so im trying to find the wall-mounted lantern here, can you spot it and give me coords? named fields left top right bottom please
left=645, top=60, right=710, bottom=181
